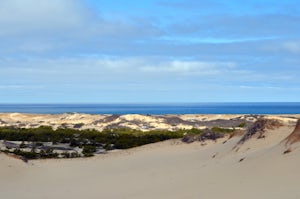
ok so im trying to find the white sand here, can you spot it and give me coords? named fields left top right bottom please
left=1, top=125, right=299, bottom=199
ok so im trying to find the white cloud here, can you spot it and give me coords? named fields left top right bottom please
left=160, top=36, right=277, bottom=44
left=262, top=40, right=300, bottom=54
left=282, top=41, right=300, bottom=54
left=1, top=56, right=297, bottom=87
left=239, top=85, right=282, bottom=89
left=140, top=60, right=235, bottom=75
left=0, top=0, right=89, bottom=36
left=0, top=85, right=23, bottom=89
left=0, top=55, right=299, bottom=102
left=0, top=84, right=44, bottom=89
left=0, top=0, right=160, bottom=54
left=0, top=56, right=235, bottom=82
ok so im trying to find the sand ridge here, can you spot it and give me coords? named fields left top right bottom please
left=0, top=113, right=299, bottom=131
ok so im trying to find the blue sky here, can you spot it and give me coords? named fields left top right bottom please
left=0, top=0, right=300, bottom=103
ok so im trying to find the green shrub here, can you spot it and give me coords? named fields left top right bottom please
left=82, top=145, right=96, bottom=156
left=211, top=127, right=235, bottom=134
left=238, top=122, right=247, bottom=128
left=0, top=126, right=236, bottom=159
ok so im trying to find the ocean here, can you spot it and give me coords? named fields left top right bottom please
left=0, top=103, right=299, bottom=114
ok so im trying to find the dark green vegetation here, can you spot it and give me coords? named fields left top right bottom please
left=13, top=149, right=59, bottom=159
left=211, top=127, right=236, bottom=134
left=0, top=126, right=236, bottom=160
left=238, top=122, right=247, bottom=128
left=0, top=126, right=188, bottom=149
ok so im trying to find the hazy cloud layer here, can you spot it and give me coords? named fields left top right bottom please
left=0, top=0, right=299, bottom=102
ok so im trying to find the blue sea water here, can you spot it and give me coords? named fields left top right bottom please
left=0, top=103, right=299, bottom=114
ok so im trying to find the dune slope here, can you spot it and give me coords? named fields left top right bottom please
left=1, top=120, right=300, bottom=199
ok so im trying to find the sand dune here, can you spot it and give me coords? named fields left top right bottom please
left=1, top=118, right=300, bottom=199
left=284, top=120, right=300, bottom=146
left=0, top=113, right=299, bottom=131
